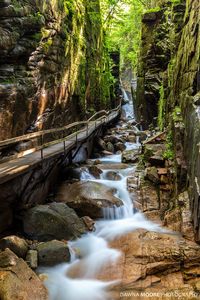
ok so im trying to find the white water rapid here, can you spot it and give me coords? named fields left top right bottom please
left=39, top=84, right=166, bottom=300
left=121, top=88, right=134, bottom=120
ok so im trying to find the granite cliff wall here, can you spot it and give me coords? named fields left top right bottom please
left=137, top=0, right=200, bottom=241
left=0, top=0, right=114, bottom=140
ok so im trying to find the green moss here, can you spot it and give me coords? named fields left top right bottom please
left=41, top=28, right=50, bottom=39
left=158, top=84, right=165, bottom=131
left=42, top=38, right=53, bottom=53
left=172, top=106, right=183, bottom=122
left=163, top=130, right=175, bottom=160
left=168, top=58, right=175, bottom=87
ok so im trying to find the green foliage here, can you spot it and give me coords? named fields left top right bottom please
left=100, top=0, right=145, bottom=71
left=158, top=84, right=165, bottom=131
left=145, top=6, right=161, bottom=13
left=63, top=0, right=75, bottom=16
left=163, top=131, right=175, bottom=160
left=171, top=0, right=181, bottom=4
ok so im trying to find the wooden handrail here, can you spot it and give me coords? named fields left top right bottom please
left=0, top=102, right=121, bottom=162
left=0, top=102, right=121, bottom=148
left=0, top=121, right=87, bottom=148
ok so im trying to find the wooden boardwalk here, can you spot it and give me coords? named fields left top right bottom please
left=0, top=109, right=120, bottom=184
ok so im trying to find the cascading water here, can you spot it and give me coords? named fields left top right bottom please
left=121, top=87, right=134, bottom=120
left=39, top=82, right=166, bottom=300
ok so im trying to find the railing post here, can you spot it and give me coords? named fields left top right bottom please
left=63, top=140, right=66, bottom=153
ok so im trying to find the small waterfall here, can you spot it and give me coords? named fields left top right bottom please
left=94, top=154, right=122, bottom=164
left=80, top=169, right=95, bottom=180
left=102, top=206, right=128, bottom=220
left=121, top=87, right=134, bottom=120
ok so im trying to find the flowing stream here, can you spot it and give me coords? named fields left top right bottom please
left=39, top=87, right=165, bottom=300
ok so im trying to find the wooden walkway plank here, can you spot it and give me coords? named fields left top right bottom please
left=0, top=110, right=119, bottom=184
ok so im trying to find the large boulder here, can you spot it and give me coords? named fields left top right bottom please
left=0, top=235, right=28, bottom=258
left=36, top=240, right=70, bottom=266
left=122, top=149, right=139, bottom=163
left=98, top=230, right=200, bottom=296
left=56, top=181, right=123, bottom=218
left=96, top=163, right=129, bottom=170
left=127, top=135, right=137, bottom=143
left=103, top=135, right=125, bottom=144
left=145, top=166, right=160, bottom=184
left=23, top=202, right=87, bottom=241
left=0, top=248, right=48, bottom=300
left=115, top=142, right=126, bottom=152
left=106, top=142, right=115, bottom=153
left=105, top=171, right=121, bottom=181
left=88, top=166, right=103, bottom=179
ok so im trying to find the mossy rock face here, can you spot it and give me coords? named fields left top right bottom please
left=136, top=0, right=200, bottom=242
left=0, top=0, right=114, bottom=140
left=136, top=0, right=186, bottom=129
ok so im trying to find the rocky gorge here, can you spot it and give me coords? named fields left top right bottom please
left=0, top=86, right=199, bottom=300
left=0, top=0, right=200, bottom=299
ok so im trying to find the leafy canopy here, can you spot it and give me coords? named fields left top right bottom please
left=100, top=0, right=156, bottom=71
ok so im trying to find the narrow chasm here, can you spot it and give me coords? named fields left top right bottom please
left=0, top=0, right=200, bottom=300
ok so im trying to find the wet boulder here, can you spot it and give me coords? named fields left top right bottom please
left=81, top=216, right=95, bottom=231
left=61, top=166, right=82, bottom=180
left=96, top=163, right=129, bottom=170
left=105, top=171, right=121, bottom=181
left=36, top=240, right=70, bottom=266
left=0, top=235, right=28, bottom=258
left=106, top=141, right=115, bottom=153
left=56, top=181, right=123, bottom=219
left=101, top=150, right=113, bottom=156
left=88, top=165, right=103, bottom=179
left=103, top=135, right=125, bottom=144
left=115, top=142, right=126, bottom=152
left=0, top=248, right=48, bottom=300
left=23, top=203, right=87, bottom=241
left=122, top=149, right=139, bottom=163
left=127, top=135, right=137, bottom=143
left=96, top=138, right=107, bottom=150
